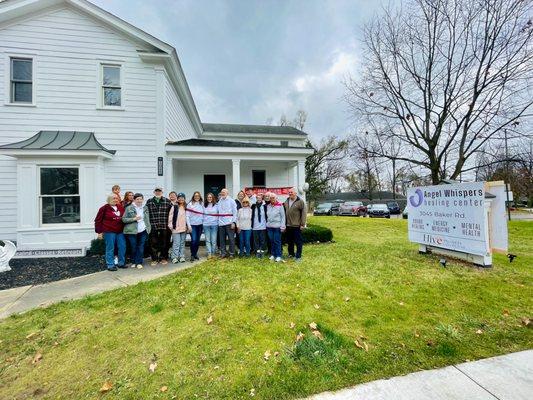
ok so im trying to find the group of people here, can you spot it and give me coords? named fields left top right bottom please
left=94, top=185, right=307, bottom=271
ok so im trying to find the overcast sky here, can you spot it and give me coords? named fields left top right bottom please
left=92, top=0, right=387, bottom=141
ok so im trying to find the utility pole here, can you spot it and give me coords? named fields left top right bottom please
left=504, top=129, right=511, bottom=221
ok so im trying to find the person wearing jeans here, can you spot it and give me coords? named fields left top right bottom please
left=251, top=193, right=268, bottom=258
left=168, top=193, right=188, bottom=263
left=217, top=188, right=238, bottom=258
left=283, top=188, right=307, bottom=261
left=237, top=197, right=252, bottom=256
left=186, top=191, right=204, bottom=261
left=203, top=193, right=219, bottom=258
left=122, top=193, right=151, bottom=268
left=266, top=193, right=286, bottom=262
left=94, top=193, right=126, bottom=271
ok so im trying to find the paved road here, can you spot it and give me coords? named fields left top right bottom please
left=306, top=350, right=533, bottom=400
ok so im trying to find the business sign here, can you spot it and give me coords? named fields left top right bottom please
left=14, top=248, right=86, bottom=258
left=407, top=182, right=489, bottom=256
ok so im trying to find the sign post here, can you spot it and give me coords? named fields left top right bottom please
left=407, top=181, right=492, bottom=267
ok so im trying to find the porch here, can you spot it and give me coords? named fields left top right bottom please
left=165, top=139, right=312, bottom=200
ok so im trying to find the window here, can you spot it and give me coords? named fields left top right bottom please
left=280, top=140, right=289, bottom=147
left=102, top=64, right=121, bottom=106
left=10, top=58, right=33, bottom=103
left=40, top=167, right=80, bottom=224
left=252, top=170, right=266, bottom=187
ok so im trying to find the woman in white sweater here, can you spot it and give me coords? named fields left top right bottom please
left=236, top=196, right=252, bottom=256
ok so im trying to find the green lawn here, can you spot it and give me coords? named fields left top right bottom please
left=1, top=218, right=532, bottom=399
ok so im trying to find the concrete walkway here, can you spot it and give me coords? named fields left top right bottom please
left=307, top=350, right=533, bottom=400
left=0, top=260, right=198, bottom=319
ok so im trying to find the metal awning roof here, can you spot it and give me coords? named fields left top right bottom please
left=0, top=131, right=116, bottom=154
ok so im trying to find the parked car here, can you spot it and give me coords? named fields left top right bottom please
left=386, top=201, right=401, bottom=214
left=368, top=203, right=391, bottom=218
left=330, top=199, right=344, bottom=216
left=314, top=202, right=334, bottom=216
left=402, top=207, right=409, bottom=219
left=338, top=201, right=367, bottom=216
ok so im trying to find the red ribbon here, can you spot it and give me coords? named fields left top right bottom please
left=185, top=207, right=234, bottom=217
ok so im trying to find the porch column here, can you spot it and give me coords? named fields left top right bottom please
left=297, top=160, right=306, bottom=199
left=232, top=159, right=241, bottom=196
left=165, top=158, right=173, bottom=193
left=291, top=162, right=298, bottom=188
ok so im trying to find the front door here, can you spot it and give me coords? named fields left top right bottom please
left=204, top=174, right=226, bottom=198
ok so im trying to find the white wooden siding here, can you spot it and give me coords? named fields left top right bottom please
left=0, top=6, right=160, bottom=239
left=163, top=74, right=196, bottom=141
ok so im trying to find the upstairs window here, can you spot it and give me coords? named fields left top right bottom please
left=280, top=140, right=289, bottom=147
left=102, top=64, right=121, bottom=107
left=10, top=58, right=33, bottom=103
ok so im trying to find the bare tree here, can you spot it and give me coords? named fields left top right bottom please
left=345, top=0, right=533, bottom=184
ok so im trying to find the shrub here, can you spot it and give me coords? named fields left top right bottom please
left=89, top=238, right=105, bottom=256
left=302, top=224, right=333, bottom=243
left=281, top=224, right=333, bottom=244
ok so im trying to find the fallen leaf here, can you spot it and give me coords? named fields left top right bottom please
left=160, top=386, right=168, bottom=392
left=289, top=322, right=295, bottom=329
left=181, top=301, right=185, bottom=306
left=354, top=338, right=368, bottom=351
left=296, top=332, right=305, bottom=342
left=314, top=304, right=320, bottom=309
left=149, top=361, right=157, bottom=373
left=274, top=351, right=279, bottom=357
left=312, top=330, right=324, bottom=340
left=476, top=329, right=483, bottom=334
left=414, top=331, right=420, bottom=338
left=309, top=322, right=318, bottom=330
left=26, top=332, right=39, bottom=340
left=345, top=297, right=350, bottom=302
left=503, top=309, right=510, bottom=317
left=32, top=352, right=43, bottom=364
left=180, top=285, right=184, bottom=290
left=214, top=365, right=220, bottom=370
left=426, top=340, right=435, bottom=347
left=250, top=388, right=256, bottom=397
left=263, top=350, right=271, bottom=360
left=399, top=301, right=405, bottom=306
left=521, top=317, right=530, bottom=327
left=99, top=381, right=113, bottom=393
left=207, top=315, right=213, bottom=325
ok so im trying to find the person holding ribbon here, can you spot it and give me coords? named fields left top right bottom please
left=217, top=188, right=238, bottom=258
left=168, top=192, right=188, bottom=263
left=203, top=192, right=219, bottom=259
left=186, top=191, right=204, bottom=262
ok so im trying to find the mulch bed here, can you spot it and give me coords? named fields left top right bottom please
left=0, top=256, right=107, bottom=291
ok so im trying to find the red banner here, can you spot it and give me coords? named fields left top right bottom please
left=244, top=187, right=292, bottom=195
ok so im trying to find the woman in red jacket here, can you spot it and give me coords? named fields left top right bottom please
left=94, top=194, right=126, bottom=271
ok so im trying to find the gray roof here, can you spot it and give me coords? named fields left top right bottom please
left=202, top=123, right=307, bottom=136
left=0, top=131, right=116, bottom=154
left=168, top=138, right=305, bottom=149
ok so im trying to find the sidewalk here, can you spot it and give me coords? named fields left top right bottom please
left=0, top=260, right=197, bottom=319
left=307, top=350, right=532, bottom=400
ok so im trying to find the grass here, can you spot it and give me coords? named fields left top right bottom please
left=1, top=217, right=532, bottom=399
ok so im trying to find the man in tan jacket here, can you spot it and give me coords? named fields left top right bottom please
left=283, top=188, right=307, bottom=262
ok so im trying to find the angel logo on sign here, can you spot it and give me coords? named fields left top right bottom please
left=409, top=188, right=424, bottom=207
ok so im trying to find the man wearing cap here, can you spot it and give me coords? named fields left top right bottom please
left=146, top=187, right=172, bottom=265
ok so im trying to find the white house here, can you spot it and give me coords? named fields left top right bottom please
left=0, top=0, right=313, bottom=256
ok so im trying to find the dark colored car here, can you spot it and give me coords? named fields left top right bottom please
left=386, top=201, right=401, bottom=214
left=314, top=202, right=334, bottom=216
left=368, top=203, right=391, bottom=218
left=338, top=201, right=367, bottom=216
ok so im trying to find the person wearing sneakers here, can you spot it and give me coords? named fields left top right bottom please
left=251, top=192, right=268, bottom=258
left=266, top=193, right=286, bottom=262
left=168, top=192, right=189, bottom=263
left=217, top=188, right=238, bottom=258
left=186, top=191, right=204, bottom=262
left=146, top=187, right=172, bottom=266
left=283, top=188, right=307, bottom=262
left=236, top=196, right=253, bottom=257
left=122, top=193, right=151, bottom=269
left=94, top=193, right=126, bottom=271
left=203, top=192, right=219, bottom=259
